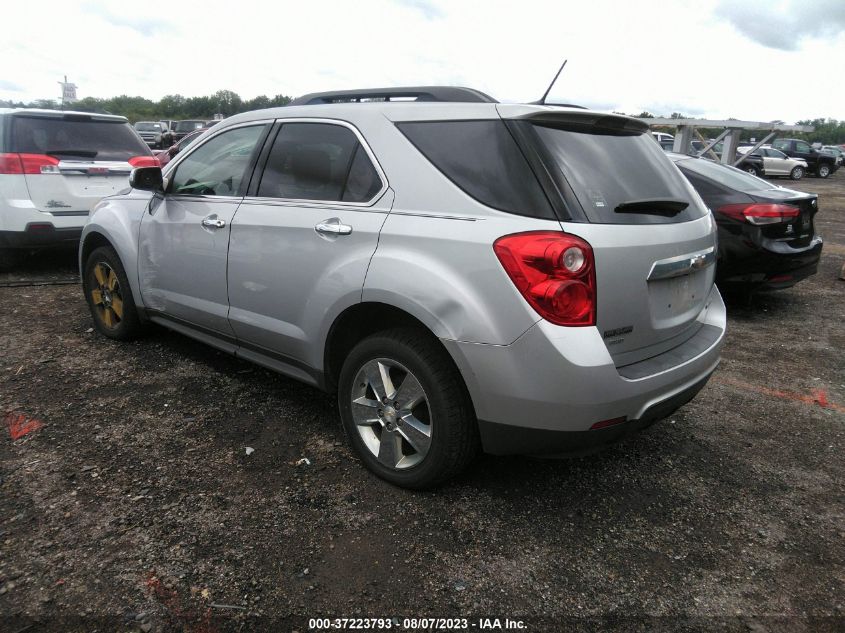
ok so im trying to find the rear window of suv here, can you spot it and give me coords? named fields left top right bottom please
left=529, top=123, right=707, bottom=225
left=10, top=115, right=150, bottom=161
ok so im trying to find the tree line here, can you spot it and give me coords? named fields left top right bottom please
left=0, top=90, right=292, bottom=122
left=1, top=91, right=843, bottom=144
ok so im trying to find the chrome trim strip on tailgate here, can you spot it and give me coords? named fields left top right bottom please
left=647, top=247, right=716, bottom=281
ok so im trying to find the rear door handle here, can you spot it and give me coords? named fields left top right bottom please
left=202, top=215, right=226, bottom=229
left=315, top=218, right=352, bottom=236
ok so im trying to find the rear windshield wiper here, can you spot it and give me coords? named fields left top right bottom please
left=45, top=149, right=99, bottom=158
left=614, top=198, right=689, bottom=216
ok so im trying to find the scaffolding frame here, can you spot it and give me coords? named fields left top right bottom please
left=637, top=117, right=814, bottom=166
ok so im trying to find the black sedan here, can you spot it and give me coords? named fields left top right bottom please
left=670, top=154, right=822, bottom=291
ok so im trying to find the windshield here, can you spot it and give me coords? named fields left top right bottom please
left=11, top=115, right=151, bottom=161
left=135, top=122, right=161, bottom=131
left=174, top=120, right=204, bottom=132
left=676, top=157, right=775, bottom=192
left=531, top=123, right=707, bottom=224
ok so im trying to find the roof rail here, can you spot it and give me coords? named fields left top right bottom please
left=288, top=86, right=498, bottom=106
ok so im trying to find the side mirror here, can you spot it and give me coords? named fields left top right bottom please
left=129, top=166, right=164, bottom=192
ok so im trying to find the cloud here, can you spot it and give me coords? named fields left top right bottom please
left=715, top=0, right=845, bottom=51
left=394, top=0, right=444, bottom=20
left=0, top=80, right=23, bottom=92
left=83, top=1, right=172, bottom=37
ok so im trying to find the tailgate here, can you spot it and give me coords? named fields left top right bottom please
left=502, top=107, right=718, bottom=365
left=24, top=161, right=132, bottom=213
left=567, top=214, right=717, bottom=365
left=8, top=112, right=151, bottom=213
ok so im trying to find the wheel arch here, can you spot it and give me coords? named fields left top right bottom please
left=323, top=302, right=468, bottom=397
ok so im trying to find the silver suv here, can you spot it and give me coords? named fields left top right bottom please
left=80, top=87, right=726, bottom=488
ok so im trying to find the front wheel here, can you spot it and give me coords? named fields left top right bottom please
left=790, top=165, right=805, bottom=180
left=83, top=246, right=145, bottom=340
left=338, top=328, right=478, bottom=489
left=817, top=164, right=831, bottom=178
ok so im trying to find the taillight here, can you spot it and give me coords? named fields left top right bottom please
left=717, top=203, right=800, bottom=225
left=129, top=155, right=160, bottom=168
left=0, top=153, right=59, bottom=174
left=494, top=231, right=596, bottom=326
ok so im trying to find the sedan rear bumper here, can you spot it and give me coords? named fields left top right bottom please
left=718, top=235, right=822, bottom=289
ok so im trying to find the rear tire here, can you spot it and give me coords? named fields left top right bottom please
left=83, top=246, right=145, bottom=340
left=790, top=166, right=805, bottom=180
left=817, top=163, right=831, bottom=178
left=338, top=328, right=478, bottom=489
left=744, top=164, right=761, bottom=177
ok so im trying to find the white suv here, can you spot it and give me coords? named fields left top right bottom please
left=0, top=109, right=156, bottom=269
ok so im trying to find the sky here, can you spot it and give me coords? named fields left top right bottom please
left=2, top=0, right=844, bottom=124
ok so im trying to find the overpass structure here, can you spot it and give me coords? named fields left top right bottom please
left=635, top=117, right=815, bottom=166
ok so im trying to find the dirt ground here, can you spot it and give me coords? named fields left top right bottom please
left=1, top=174, right=844, bottom=633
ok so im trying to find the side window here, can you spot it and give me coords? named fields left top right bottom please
left=170, top=125, right=266, bottom=197
left=397, top=120, right=554, bottom=219
left=795, top=141, right=811, bottom=153
left=257, top=122, right=383, bottom=202
left=772, top=140, right=787, bottom=151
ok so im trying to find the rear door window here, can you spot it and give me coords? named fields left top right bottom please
left=169, top=124, right=267, bottom=197
left=256, top=122, right=383, bottom=202
left=10, top=115, right=150, bottom=161
left=529, top=123, right=706, bottom=224
left=397, top=120, right=554, bottom=219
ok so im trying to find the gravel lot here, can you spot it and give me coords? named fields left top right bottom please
left=1, top=175, right=843, bottom=633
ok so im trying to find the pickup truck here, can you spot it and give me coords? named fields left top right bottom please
left=772, top=138, right=838, bottom=178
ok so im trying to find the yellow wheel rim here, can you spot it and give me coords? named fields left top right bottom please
left=90, top=262, right=123, bottom=329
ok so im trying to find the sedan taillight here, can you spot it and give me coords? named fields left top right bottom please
left=494, top=231, right=596, bottom=326
left=717, top=203, right=800, bottom=225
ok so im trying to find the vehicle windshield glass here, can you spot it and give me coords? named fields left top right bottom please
left=11, top=116, right=150, bottom=161
left=531, top=122, right=706, bottom=224
left=174, top=121, right=204, bottom=132
left=135, top=122, right=161, bottom=131
left=676, top=157, right=775, bottom=192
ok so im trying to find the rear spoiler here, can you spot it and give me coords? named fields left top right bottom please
left=497, top=105, right=649, bottom=134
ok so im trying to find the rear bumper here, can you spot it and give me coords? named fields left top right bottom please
left=478, top=371, right=712, bottom=456
left=718, top=235, right=822, bottom=289
left=441, top=286, right=725, bottom=456
left=0, top=225, right=83, bottom=249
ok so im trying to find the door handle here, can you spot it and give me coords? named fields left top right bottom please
left=315, top=218, right=352, bottom=236
left=202, top=215, right=226, bottom=229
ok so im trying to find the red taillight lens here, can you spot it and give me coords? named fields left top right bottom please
left=717, top=203, right=800, bottom=225
left=0, top=153, right=59, bottom=174
left=494, top=231, right=596, bottom=326
left=0, top=153, right=24, bottom=174
left=128, top=155, right=160, bottom=168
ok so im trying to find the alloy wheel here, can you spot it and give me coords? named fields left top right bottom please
left=90, top=262, right=124, bottom=329
left=350, top=358, right=432, bottom=470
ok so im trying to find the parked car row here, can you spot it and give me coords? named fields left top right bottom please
left=133, top=118, right=221, bottom=149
